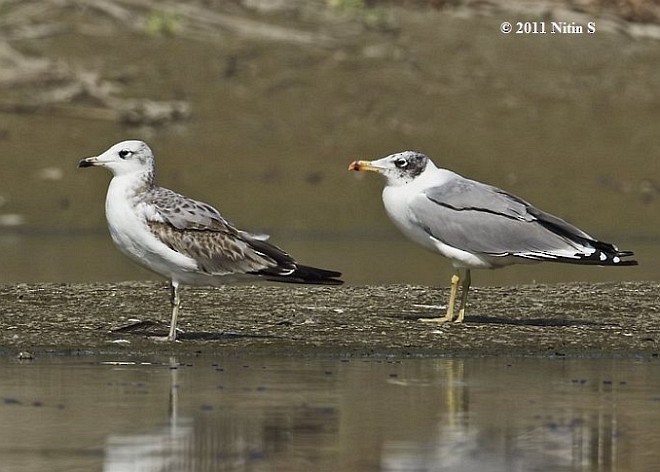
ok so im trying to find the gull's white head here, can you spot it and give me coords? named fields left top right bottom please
left=349, top=151, right=432, bottom=186
left=78, top=140, right=154, bottom=177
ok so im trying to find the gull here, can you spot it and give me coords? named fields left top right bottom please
left=349, top=151, right=637, bottom=323
left=79, top=140, right=342, bottom=341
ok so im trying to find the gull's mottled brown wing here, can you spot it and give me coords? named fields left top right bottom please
left=142, top=187, right=296, bottom=276
left=141, top=186, right=343, bottom=283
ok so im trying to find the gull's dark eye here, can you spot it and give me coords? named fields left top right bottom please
left=394, top=157, right=408, bottom=169
left=118, top=149, right=132, bottom=159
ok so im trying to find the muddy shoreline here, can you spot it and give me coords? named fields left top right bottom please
left=0, top=281, right=658, bottom=358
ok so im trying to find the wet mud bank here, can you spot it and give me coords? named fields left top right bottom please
left=0, top=281, right=658, bottom=358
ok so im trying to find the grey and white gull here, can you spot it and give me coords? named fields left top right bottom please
left=79, top=140, right=342, bottom=341
left=349, top=151, right=637, bottom=323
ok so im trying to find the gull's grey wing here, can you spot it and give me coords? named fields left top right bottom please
left=411, top=177, right=609, bottom=261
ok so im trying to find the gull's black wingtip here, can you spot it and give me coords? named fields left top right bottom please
left=616, top=259, right=639, bottom=267
left=576, top=242, right=638, bottom=267
left=261, top=265, right=344, bottom=285
left=294, top=265, right=344, bottom=285
left=608, top=248, right=638, bottom=267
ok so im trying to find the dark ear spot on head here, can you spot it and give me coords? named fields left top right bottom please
left=407, top=152, right=427, bottom=178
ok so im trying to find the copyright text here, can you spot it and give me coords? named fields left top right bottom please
left=500, top=21, right=596, bottom=34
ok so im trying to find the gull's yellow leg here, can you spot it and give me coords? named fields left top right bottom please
left=454, top=269, right=471, bottom=323
left=419, top=270, right=460, bottom=323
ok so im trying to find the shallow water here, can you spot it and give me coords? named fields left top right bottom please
left=1, top=356, right=658, bottom=471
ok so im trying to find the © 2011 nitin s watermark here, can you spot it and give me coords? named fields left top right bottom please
left=500, top=21, right=596, bottom=35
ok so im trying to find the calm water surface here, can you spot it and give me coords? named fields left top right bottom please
left=0, top=356, right=658, bottom=472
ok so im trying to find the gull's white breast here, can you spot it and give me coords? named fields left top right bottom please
left=105, top=175, right=198, bottom=280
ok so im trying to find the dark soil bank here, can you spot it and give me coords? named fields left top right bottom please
left=1, top=281, right=658, bottom=358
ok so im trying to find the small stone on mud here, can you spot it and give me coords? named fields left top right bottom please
left=16, top=351, right=33, bottom=360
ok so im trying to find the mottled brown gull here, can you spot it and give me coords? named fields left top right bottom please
left=79, top=140, right=342, bottom=341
